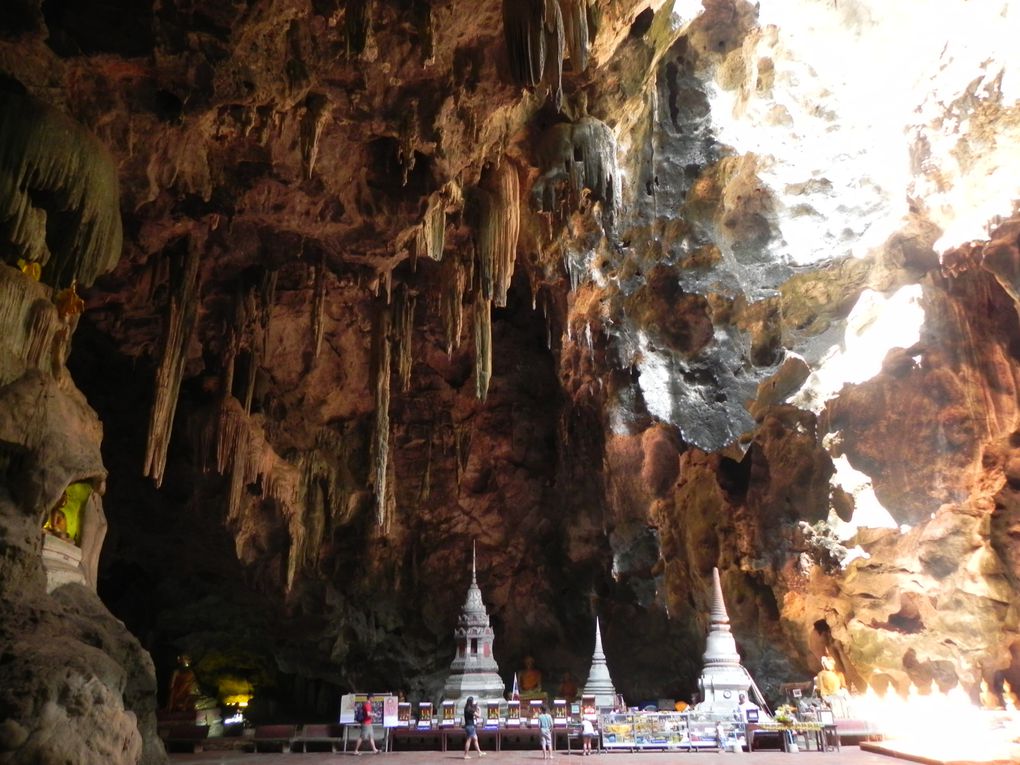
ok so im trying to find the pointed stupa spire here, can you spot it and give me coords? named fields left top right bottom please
left=442, top=542, right=504, bottom=709
left=710, top=566, right=731, bottom=629
left=583, top=616, right=617, bottom=708
left=695, top=567, right=754, bottom=714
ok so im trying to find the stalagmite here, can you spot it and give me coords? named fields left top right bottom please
left=394, top=284, right=415, bottom=392
left=0, top=89, right=123, bottom=288
left=373, top=304, right=393, bottom=530
left=474, top=290, right=492, bottom=401
left=144, top=238, right=202, bottom=487
left=299, top=93, right=331, bottom=180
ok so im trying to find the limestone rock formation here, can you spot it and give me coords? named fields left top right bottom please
left=1, top=0, right=1019, bottom=742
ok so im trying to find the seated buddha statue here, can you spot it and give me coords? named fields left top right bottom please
left=43, top=494, right=72, bottom=543
left=557, top=671, right=578, bottom=701
left=815, top=655, right=850, bottom=718
left=167, top=655, right=199, bottom=713
left=519, top=656, right=544, bottom=701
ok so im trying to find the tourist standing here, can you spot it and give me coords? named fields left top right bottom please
left=463, top=696, right=487, bottom=759
left=538, top=704, right=554, bottom=759
left=580, top=717, right=596, bottom=756
left=353, top=693, right=379, bottom=755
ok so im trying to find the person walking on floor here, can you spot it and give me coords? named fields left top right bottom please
left=538, top=704, right=554, bottom=759
left=463, top=696, right=487, bottom=759
left=353, top=693, right=380, bottom=755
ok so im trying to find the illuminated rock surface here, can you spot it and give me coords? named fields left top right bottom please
left=1, top=0, right=1020, bottom=756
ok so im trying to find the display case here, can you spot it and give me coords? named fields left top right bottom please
left=599, top=711, right=743, bottom=751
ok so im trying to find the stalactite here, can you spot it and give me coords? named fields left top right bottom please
left=393, top=284, right=415, bottom=392
left=373, top=303, right=393, bottom=530
left=418, top=434, right=432, bottom=502
left=490, top=162, right=520, bottom=307
left=144, top=237, right=202, bottom=487
left=544, top=0, right=565, bottom=111
left=0, top=89, right=123, bottom=288
left=260, top=268, right=277, bottom=351
left=503, top=0, right=546, bottom=87
left=345, top=0, right=372, bottom=57
left=242, top=347, right=257, bottom=415
left=399, top=100, right=419, bottom=187
left=469, top=161, right=520, bottom=307
left=474, top=290, right=492, bottom=400
left=415, top=181, right=462, bottom=264
left=439, top=252, right=466, bottom=355
left=533, top=116, right=619, bottom=230
left=560, top=0, right=591, bottom=73
left=0, top=267, right=57, bottom=384
left=417, top=192, right=447, bottom=264
left=310, top=254, right=326, bottom=359
left=299, top=93, right=331, bottom=180
left=468, top=187, right=496, bottom=301
left=413, top=0, right=435, bottom=66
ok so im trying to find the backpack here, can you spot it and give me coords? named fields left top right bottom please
left=354, top=703, right=366, bottom=723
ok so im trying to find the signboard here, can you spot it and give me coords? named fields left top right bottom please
left=485, top=702, right=501, bottom=728
left=397, top=702, right=411, bottom=727
left=528, top=700, right=543, bottom=726
left=506, top=700, right=521, bottom=727
left=440, top=700, right=457, bottom=727
left=581, top=695, right=597, bottom=721
left=339, top=693, right=395, bottom=726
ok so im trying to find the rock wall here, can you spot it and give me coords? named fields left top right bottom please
left=1, top=0, right=1020, bottom=729
left=0, top=267, right=164, bottom=765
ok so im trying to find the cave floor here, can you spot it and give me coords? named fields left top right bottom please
left=168, top=747, right=897, bottom=764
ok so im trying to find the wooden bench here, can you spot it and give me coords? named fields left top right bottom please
left=290, top=723, right=344, bottom=752
left=162, top=723, right=208, bottom=753
left=253, top=724, right=298, bottom=753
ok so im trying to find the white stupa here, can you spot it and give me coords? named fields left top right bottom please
left=582, top=617, right=618, bottom=708
left=441, top=544, right=505, bottom=710
left=695, top=567, right=756, bottom=715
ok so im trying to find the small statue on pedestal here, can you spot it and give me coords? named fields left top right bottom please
left=979, top=679, right=1001, bottom=710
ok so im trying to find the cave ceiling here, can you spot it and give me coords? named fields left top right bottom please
left=3, top=0, right=1020, bottom=716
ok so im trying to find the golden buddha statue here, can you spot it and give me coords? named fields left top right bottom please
left=519, top=656, right=544, bottom=701
left=167, top=655, right=199, bottom=713
left=979, top=679, right=1001, bottom=710
left=557, top=671, right=578, bottom=701
left=42, top=493, right=72, bottom=542
left=1003, top=680, right=1018, bottom=711
left=815, top=655, right=850, bottom=718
